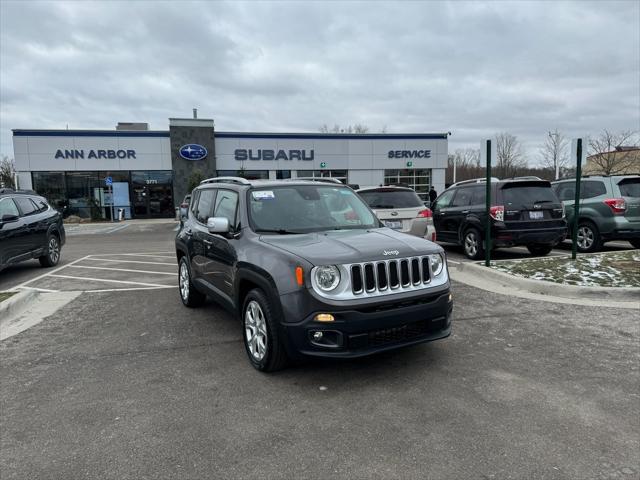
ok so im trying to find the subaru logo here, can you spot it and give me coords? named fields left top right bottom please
left=179, top=144, right=207, bottom=161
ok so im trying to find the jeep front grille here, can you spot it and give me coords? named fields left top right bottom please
left=350, top=256, right=431, bottom=296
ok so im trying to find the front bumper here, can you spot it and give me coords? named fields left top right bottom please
left=279, top=286, right=452, bottom=358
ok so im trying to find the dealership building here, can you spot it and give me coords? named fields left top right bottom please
left=12, top=116, right=448, bottom=219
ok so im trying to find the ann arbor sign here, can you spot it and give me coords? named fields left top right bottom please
left=55, top=149, right=137, bottom=159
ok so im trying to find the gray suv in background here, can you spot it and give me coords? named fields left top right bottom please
left=552, top=175, right=640, bottom=252
left=175, top=177, right=452, bottom=372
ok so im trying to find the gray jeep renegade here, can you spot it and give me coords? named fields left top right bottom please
left=175, top=177, right=453, bottom=371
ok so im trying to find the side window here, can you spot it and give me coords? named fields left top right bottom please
left=195, top=189, right=216, bottom=223
left=451, top=188, right=472, bottom=207
left=469, top=186, right=486, bottom=205
left=213, top=190, right=239, bottom=227
left=0, top=198, right=20, bottom=217
left=14, top=197, right=37, bottom=216
left=434, top=189, right=455, bottom=209
left=190, top=190, right=200, bottom=214
left=581, top=181, right=607, bottom=199
left=556, top=183, right=575, bottom=201
left=33, top=197, right=48, bottom=213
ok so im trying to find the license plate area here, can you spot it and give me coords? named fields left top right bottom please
left=529, top=211, right=544, bottom=220
left=383, top=220, right=402, bottom=229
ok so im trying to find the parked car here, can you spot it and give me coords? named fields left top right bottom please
left=0, top=188, right=65, bottom=272
left=551, top=175, right=640, bottom=252
left=357, top=186, right=437, bottom=242
left=175, top=177, right=452, bottom=372
left=432, top=178, right=567, bottom=259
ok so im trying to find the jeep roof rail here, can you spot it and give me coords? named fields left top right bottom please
left=200, top=176, right=252, bottom=186
left=450, top=177, right=500, bottom=187
left=290, top=177, right=343, bottom=184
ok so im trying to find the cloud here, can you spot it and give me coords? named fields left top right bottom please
left=1, top=0, right=638, bottom=163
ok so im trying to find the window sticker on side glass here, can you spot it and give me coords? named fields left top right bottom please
left=252, top=191, right=275, bottom=200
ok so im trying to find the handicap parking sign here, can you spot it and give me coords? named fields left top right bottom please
left=105, top=176, right=113, bottom=186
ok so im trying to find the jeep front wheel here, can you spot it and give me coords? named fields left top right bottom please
left=242, top=288, right=288, bottom=372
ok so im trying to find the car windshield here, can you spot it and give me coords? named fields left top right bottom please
left=358, top=189, right=423, bottom=209
left=249, top=185, right=379, bottom=233
left=618, top=178, right=640, bottom=197
left=501, top=184, right=558, bottom=207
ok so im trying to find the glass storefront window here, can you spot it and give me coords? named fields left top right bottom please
left=296, top=170, right=348, bottom=183
left=217, top=170, right=269, bottom=180
left=131, top=171, right=174, bottom=217
left=276, top=170, right=291, bottom=179
left=65, top=171, right=103, bottom=219
left=31, top=172, right=66, bottom=213
left=384, top=168, right=432, bottom=200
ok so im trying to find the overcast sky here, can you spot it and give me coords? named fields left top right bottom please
left=1, top=0, right=639, bottom=164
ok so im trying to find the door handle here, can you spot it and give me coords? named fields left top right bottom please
left=185, top=229, right=193, bottom=236
left=462, top=210, right=470, bottom=214
left=203, top=239, right=212, bottom=246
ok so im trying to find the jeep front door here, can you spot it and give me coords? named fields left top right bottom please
left=202, top=189, right=239, bottom=307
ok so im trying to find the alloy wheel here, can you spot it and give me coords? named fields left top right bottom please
left=245, top=300, right=268, bottom=361
left=179, top=262, right=190, bottom=300
left=577, top=226, right=594, bottom=250
left=48, top=237, right=60, bottom=264
left=464, top=232, right=478, bottom=257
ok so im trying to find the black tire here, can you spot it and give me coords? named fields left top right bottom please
left=178, top=256, right=206, bottom=307
left=575, top=220, right=602, bottom=253
left=462, top=227, right=484, bottom=260
left=527, top=245, right=553, bottom=256
left=38, top=233, right=61, bottom=267
left=630, top=239, right=640, bottom=249
left=242, top=288, right=288, bottom=372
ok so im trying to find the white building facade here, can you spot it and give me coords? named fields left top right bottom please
left=12, top=119, right=448, bottom=219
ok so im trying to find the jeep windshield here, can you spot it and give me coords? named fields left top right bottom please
left=249, top=185, right=379, bottom=233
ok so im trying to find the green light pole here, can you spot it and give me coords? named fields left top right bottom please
left=571, top=138, right=583, bottom=261
left=485, top=140, right=492, bottom=267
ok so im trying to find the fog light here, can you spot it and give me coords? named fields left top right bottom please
left=313, top=331, right=323, bottom=341
left=315, top=313, right=335, bottom=322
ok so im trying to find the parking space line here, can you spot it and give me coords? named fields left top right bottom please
left=86, top=258, right=177, bottom=266
left=88, top=252, right=174, bottom=256
left=10, top=255, right=92, bottom=291
left=447, top=260, right=461, bottom=265
left=48, top=274, right=173, bottom=288
left=68, top=265, right=178, bottom=276
left=83, top=286, right=175, bottom=293
left=15, top=286, right=59, bottom=293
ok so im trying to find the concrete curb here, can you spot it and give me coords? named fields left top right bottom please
left=453, top=261, right=640, bottom=303
left=0, top=290, right=38, bottom=319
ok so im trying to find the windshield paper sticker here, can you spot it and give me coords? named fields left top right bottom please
left=252, top=191, right=275, bottom=200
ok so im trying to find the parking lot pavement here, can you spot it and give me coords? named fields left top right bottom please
left=1, top=281, right=638, bottom=478
left=11, top=253, right=177, bottom=293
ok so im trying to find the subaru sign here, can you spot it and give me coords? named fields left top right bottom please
left=179, top=144, right=208, bottom=161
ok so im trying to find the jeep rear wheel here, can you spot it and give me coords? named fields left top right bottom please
left=462, top=228, right=484, bottom=260
left=242, top=288, right=288, bottom=372
left=178, top=257, right=206, bottom=307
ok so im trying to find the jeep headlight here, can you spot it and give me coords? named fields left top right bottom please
left=315, top=265, right=341, bottom=291
left=429, top=253, right=445, bottom=276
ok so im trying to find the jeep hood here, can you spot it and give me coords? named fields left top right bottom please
left=259, top=228, right=442, bottom=265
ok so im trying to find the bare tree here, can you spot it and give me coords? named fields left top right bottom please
left=495, top=132, right=527, bottom=178
left=319, top=124, right=370, bottom=134
left=587, top=130, right=639, bottom=175
left=0, top=156, right=16, bottom=189
left=539, top=129, right=568, bottom=179
left=446, top=149, right=482, bottom=184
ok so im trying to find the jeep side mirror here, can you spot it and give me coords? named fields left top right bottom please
left=207, top=216, right=230, bottom=234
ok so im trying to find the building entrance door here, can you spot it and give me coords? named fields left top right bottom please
left=130, top=171, right=174, bottom=218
